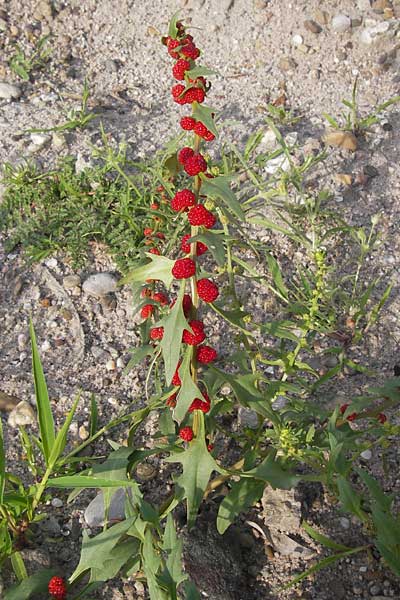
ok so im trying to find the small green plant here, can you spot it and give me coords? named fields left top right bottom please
left=323, top=77, right=400, bottom=133
left=9, top=35, right=51, bottom=81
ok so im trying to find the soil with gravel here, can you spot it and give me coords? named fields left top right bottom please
left=1, top=0, right=400, bottom=599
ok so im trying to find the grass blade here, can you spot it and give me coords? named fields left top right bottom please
left=302, top=521, right=352, bottom=552
left=29, top=319, right=55, bottom=466
left=0, top=418, right=5, bottom=504
left=89, top=394, right=98, bottom=438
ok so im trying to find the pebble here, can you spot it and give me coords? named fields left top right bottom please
left=278, top=56, right=297, bottom=72
left=78, top=425, right=89, bottom=440
left=30, top=133, right=51, bottom=148
left=304, top=19, right=322, bottom=34
left=51, top=497, right=64, bottom=508
left=136, top=462, right=157, bottom=481
left=360, top=449, right=372, bottom=460
left=360, top=21, right=390, bottom=44
left=82, top=272, right=118, bottom=297
left=332, top=14, right=351, bottom=33
left=134, top=581, right=145, bottom=595
left=238, top=407, right=259, bottom=429
left=84, top=488, right=133, bottom=528
left=63, top=274, right=81, bottom=289
left=52, top=132, right=66, bottom=148
left=370, top=584, right=382, bottom=595
left=41, top=340, right=51, bottom=352
left=8, top=401, right=36, bottom=428
left=292, top=34, right=303, bottom=46
left=339, top=517, right=350, bottom=529
left=116, top=356, right=125, bottom=369
left=0, top=82, right=21, bottom=100
left=325, top=130, right=358, bottom=151
left=17, top=333, right=28, bottom=351
left=105, top=359, right=116, bottom=371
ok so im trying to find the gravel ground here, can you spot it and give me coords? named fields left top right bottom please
left=1, top=0, right=400, bottom=599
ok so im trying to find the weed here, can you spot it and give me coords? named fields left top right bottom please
left=8, top=35, right=51, bottom=81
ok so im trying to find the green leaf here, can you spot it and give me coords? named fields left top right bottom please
left=217, top=478, right=265, bottom=534
left=245, top=451, right=299, bottom=489
left=188, top=65, right=217, bottom=79
left=168, top=10, right=182, bottom=38
left=200, top=175, right=244, bottom=220
left=356, top=468, right=393, bottom=512
left=302, top=521, right=351, bottom=552
left=69, top=517, right=137, bottom=583
left=124, top=344, right=156, bottom=374
left=90, top=538, right=140, bottom=583
left=47, top=476, right=140, bottom=489
left=142, top=529, right=169, bottom=600
left=120, top=254, right=175, bottom=288
left=260, top=320, right=300, bottom=342
left=4, top=569, right=58, bottom=600
left=89, top=394, right=98, bottom=437
left=158, top=513, right=187, bottom=593
left=165, top=413, right=224, bottom=527
left=0, top=418, right=5, bottom=504
left=337, top=476, right=367, bottom=522
left=192, top=103, right=218, bottom=138
left=50, top=393, right=80, bottom=466
left=174, top=347, right=203, bottom=423
left=10, top=551, right=27, bottom=581
left=160, top=281, right=186, bottom=385
left=265, top=253, right=288, bottom=300
left=29, top=318, right=55, bottom=466
left=210, top=304, right=253, bottom=336
left=184, top=580, right=201, bottom=600
left=189, top=231, right=226, bottom=266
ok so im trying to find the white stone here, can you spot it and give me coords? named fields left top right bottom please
left=82, top=273, right=118, bottom=297
left=8, top=401, right=36, bottom=428
left=339, top=517, right=350, bottom=529
left=264, top=154, right=291, bottom=175
left=51, top=498, right=63, bottom=508
left=30, top=133, right=51, bottom=147
left=292, top=34, right=303, bottom=46
left=360, top=449, right=372, bottom=460
left=41, top=340, right=51, bottom=352
left=360, top=21, right=391, bottom=44
left=0, top=82, right=21, bottom=100
left=332, top=14, right=351, bottom=33
left=238, top=407, right=259, bottom=429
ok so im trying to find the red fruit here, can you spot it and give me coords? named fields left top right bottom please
left=197, top=345, right=217, bottom=364
left=172, top=258, right=196, bottom=279
left=188, top=205, right=216, bottom=228
left=339, top=403, right=349, bottom=415
left=179, top=426, right=194, bottom=442
left=149, top=247, right=160, bottom=255
left=194, top=121, right=215, bottom=141
left=150, top=326, right=164, bottom=340
left=181, top=42, right=200, bottom=60
left=181, top=234, right=208, bottom=256
left=197, top=278, right=219, bottom=303
left=182, top=320, right=206, bottom=346
left=377, top=413, right=387, bottom=424
left=347, top=412, right=357, bottom=422
left=182, top=87, right=205, bottom=104
left=144, top=227, right=153, bottom=236
left=141, top=304, right=154, bottom=319
left=178, top=146, right=194, bottom=165
left=189, top=392, right=210, bottom=413
left=173, top=58, right=191, bottom=80
left=207, top=443, right=214, bottom=452
left=180, top=116, right=197, bottom=130
left=184, top=153, right=207, bottom=176
left=172, top=360, right=182, bottom=386
left=48, top=576, right=67, bottom=600
left=172, top=84, right=186, bottom=104
left=166, top=393, right=177, bottom=408
left=153, top=292, right=168, bottom=305
left=171, top=189, right=196, bottom=212
left=150, top=202, right=159, bottom=210
left=155, top=232, right=165, bottom=240
left=167, top=38, right=181, bottom=59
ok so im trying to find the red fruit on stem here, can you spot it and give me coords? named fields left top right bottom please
left=194, top=121, right=215, bottom=141
left=167, top=38, right=181, bottom=59
left=149, top=247, right=160, bottom=255
left=144, top=227, right=153, bottom=236
left=178, top=146, right=195, bottom=165
left=166, top=393, right=177, bottom=408
left=172, top=83, right=186, bottom=104
left=172, top=58, right=191, bottom=80
left=184, top=153, right=207, bottom=176
left=182, top=320, right=205, bottom=345
left=189, top=397, right=210, bottom=413
left=172, top=258, right=196, bottom=279
left=180, top=116, right=197, bottom=130
left=188, top=205, right=216, bottom=228
left=377, top=413, right=387, bottom=424
left=182, top=87, right=205, bottom=104
left=172, top=360, right=182, bottom=386
left=347, top=413, right=357, bottom=422
left=339, top=403, right=349, bottom=415
left=48, top=576, right=67, bottom=600
left=150, top=326, right=164, bottom=340
left=179, top=426, right=194, bottom=442
left=181, top=234, right=208, bottom=256
left=197, top=345, right=217, bottom=364
left=141, top=304, right=154, bottom=319
left=155, top=232, right=165, bottom=240
left=181, top=42, right=200, bottom=59
left=182, top=293, right=193, bottom=316
left=171, top=189, right=196, bottom=212
left=153, top=292, right=168, bottom=305
left=197, top=278, right=219, bottom=303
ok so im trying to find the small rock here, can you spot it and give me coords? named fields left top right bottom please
left=30, top=133, right=51, bottom=148
left=78, top=425, right=89, bottom=440
left=335, top=173, right=353, bottom=186
left=278, top=56, right=297, bottom=72
left=136, top=462, right=157, bottom=481
left=105, top=359, right=116, bottom=371
left=134, top=581, right=145, bottom=595
left=60, top=308, right=73, bottom=321
left=370, top=584, right=382, bottom=595
left=82, top=273, right=118, bottom=297
left=238, top=407, right=259, bottom=429
left=360, top=21, right=390, bottom=44
left=51, top=497, right=63, bottom=508
left=262, top=488, right=301, bottom=533
left=351, top=18, right=363, bottom=28
left=8, top=401, right=36, bottom=428
left=360, top=449, right=372, bottom=460
left=264, top=154, right=291, bottom=174
left=332, top=14, right=351, bottom=33
left=372, top=0, right=390, bottom=12
left=20, top=548, right=51, bottom=573
left=52, top=132, right=66, bottom=148
left=339, top=517, right=350, bottom=529
left=41, top=515, right=61, bottom=535
left=324, top=130, right=358, bottom=151
left=116, top=356, right=125, bottom=369
left=0, top=82, right=21, bottom=100
left=63, top=274, right=81, bottom=289
left=292, top=34, right=303, bottom=46
left=41, top=340, right=51, bottom=352
left=84, top=488, right=133, bottom=528
left=304, top=19, right=322, bottom=34
left=271, top=531, right=315, bottom=558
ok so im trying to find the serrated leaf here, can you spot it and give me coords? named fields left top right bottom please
left=69, top=517, right=137, bottom=583
left=160, top=281, right=186, bottom=385
left=90, top=538, right=140, bottom=583
left=30, top=319, right=55, bottom=466
left=168, top=10, right=182, bottom=38
left=158, top=513, right=187, bottom=592
left=188, top=65, right=217, bottom=79
left=217, top=478, right=265, bottom=534
left=165, top=413, right=225, bottom=527
left=192, top=103, right=218, bottom=137
left=120, top=254, right=175, bottom=288
left=201, top=175, right=244, bottom=220
left=245, top=451, right=299, bottom=489
left=142, top=529, right=169, bottom=600
left=174, top=347, right=203, bottom=423
left=124, top=344, right=156, bottom=374
left=188, top=231, right=226, bottom=266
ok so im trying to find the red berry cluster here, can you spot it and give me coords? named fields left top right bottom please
left=157, top=20, right=221, bottom=446
left=48, top=576, right=67, bottom=600
left=339, top=404, right=388, bottom=425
